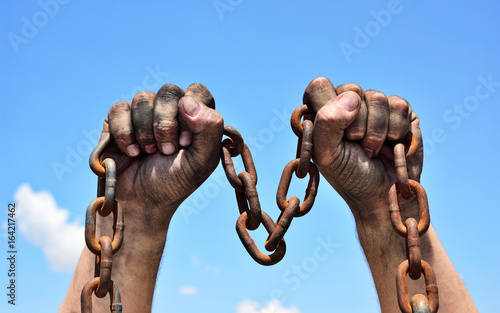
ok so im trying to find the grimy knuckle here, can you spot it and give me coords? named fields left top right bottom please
left=337, top=83, right=364, bottom=98
left=132, top=91, right=155, bottom=103
left=365, top=90, right=388, bottom=105
left=206, top=110, right=224, bottom=127
left=108, top=101, right=130, bottom=117
left=388, top=96, right=410, bottom=115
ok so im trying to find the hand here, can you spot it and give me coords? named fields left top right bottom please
left=303, top=77, right=423, bottom=220
left=100, top=83, right=223, bottom=228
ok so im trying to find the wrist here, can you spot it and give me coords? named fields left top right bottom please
left=348, top=193, right=419, bottom=229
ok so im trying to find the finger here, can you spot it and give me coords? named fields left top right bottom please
left=185, top=83, right=215, bottom=109
left=336, top=83, right=367, bottom=140
left=313, top=91, right=361, bottom=169
left=154, top=84, right=184, bottom=155
left=131, top=91, right=157, bottom=154
left=303, top=77, right=337, bottom=113
left=178, top=95, right=224, bottom=176
left=387, top=95, right=411, bottom=141
left=361, top=90, right=390, bottom=158
left=108, top=101, right=140, bottom=157
left=179, top=83, right=216, bottom=147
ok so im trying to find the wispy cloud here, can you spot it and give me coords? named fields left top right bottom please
left=236, top=300, right=301, bottom=313
left=179, top=286, right=198, bottom=296
left=14, top=183, right=84, bottom=272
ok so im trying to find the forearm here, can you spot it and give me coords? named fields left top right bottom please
left=59, top=202, right=173, bottom=313
left=353, top=202, right=478, bottom=313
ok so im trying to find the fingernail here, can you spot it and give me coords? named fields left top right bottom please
left=337, top=93, right=358, bottom=112
left=161, top=142, right=175, bottom=155
left=145, top=144, right=157, bottom=154
left=127, top=144, right=140, bottom=157
left=179, top=130, right=192, bottom=147
left=183, top=97, right=201, bottom=117
left=363, top=148, right=375, bottom=158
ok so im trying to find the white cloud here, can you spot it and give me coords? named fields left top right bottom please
left=14, top=183, right=84, bottom=272
left=236, top=300, right=301, bottom=313
left=179, top=285, right=198, bottom=295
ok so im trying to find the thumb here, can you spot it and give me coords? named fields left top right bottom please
left=313, top=91, right=361, bottom=169
left=178, top=95, right=224, bottom=173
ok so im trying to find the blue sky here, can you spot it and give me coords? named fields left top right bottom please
left=1, top=0, right=499, bottom=312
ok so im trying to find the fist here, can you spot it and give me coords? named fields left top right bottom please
left=100, top=83, right=223, bottom=224
left=303, top=77, right=423, bottom=215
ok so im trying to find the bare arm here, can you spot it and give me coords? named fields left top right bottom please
left=59, top=83, right=223, bottom=312
left=304, top=77, right=478, bottom=312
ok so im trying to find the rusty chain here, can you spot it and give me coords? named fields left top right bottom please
left=221, top=104, right=320, bottom=265
left=81, top=100, right=440, bottom=312
left=81, top=133, right=130, bottom=313
left=389, top=136, right=439, bottom=313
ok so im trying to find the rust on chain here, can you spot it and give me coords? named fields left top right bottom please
left=296, top=120, right=314, bottom=179
left=396, top=260, right=439, bottom=313
left=223, top=103, right=320, bottom=266
left=89, top=133, right=131, bottom=177
left=265, top=197, right=300, bottom=251
left=406, top=218, right=422, bottom=280
left=238, top=172, right=262, bottom=230
left=221, top=140, right=257, bottom=191
left=394, top=143, right=412, bottom=200
left=276, top=159, right=319, bottom=217
left=81, top=278, right=122, bottom=313
left=223, top=124, right=245, bottom=157
left=290, top=104, right=314, bottom=137
left=404, top=131, right=419, bottom=158
left=84, top=130, right=127, bottom=312
left=85, top=198, right=124, bottom=255
left=388, top=180, right=430, bottom=237
left=99, top=158, right=117, bottom=217
left=236, top=211, right=286, bottom=265
left=95, top=236, right=113, bottom=298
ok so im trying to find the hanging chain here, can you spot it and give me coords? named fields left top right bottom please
left=221, top=104, right=320, bottom=265
left=81, top=133, right=131, bottom=312
left=389, top=135, right=439, bottom=313
left=80, top=102, right=440, bottom=312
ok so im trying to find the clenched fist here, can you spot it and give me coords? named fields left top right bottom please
left=100, top=83, right=223, bottom=228
left=304, top=77, right=423, bottom=220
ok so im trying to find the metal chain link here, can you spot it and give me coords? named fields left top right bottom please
left=389, top=136, right=439, bottom=313
left=81, top=102, right=440, bottom=312
left=221, top=104, right=319, bottom=265
left=81, top=133, right=130, bottom=313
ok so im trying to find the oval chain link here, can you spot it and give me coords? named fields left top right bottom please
left=82, top=103, right=440, bottom=312
left=82, top=133, right=128, bottom=313
left=221, top=104, right=320, bottom=265
left=390, top=134, right=439, bottom=312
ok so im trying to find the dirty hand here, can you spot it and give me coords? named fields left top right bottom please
left=100, top=83, right=223, bottom=228
left=304, top=77, right=423, bottom=220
